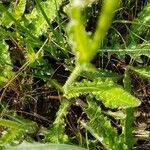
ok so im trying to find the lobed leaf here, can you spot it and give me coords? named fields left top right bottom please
left=0, top=118, right=37, bottom=146
left=0, top=39, right=13, bottom=85
left=45, top=99, right=70, bottom=143
left=0, top=0, right=26, bottom=27
left=130, top=66, right=150, bottom=80
left=82, top=99, right=127, bottom=150
left=25, top=0, right=63, bottom=36
left=128, top=3, right=150, bottom=44
left=0, top=128, right=19, bottom=146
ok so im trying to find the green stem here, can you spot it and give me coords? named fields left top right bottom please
left=63, top=65, right=82, bottom=94
left=123, top=69, right=135, bottom=150
left=92, top=0, right=120, bottom=51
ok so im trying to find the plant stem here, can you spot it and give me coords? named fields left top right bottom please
left=92, top=0, right=120, bottom=51
left=63, top=65, right=82, bottom=94
left=123, top=69, right=135, bottom=149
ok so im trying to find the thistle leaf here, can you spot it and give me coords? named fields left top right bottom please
left=25, top=0, right=63, bottom=36
left=131, top=66, right=150, bottom=80
left=66, top=78, right=141, bottom=108
left=128, top=3, right=150, bottom=44
left=81, top=69, right=120, bottom=81
left=1, top=0, right=26, bottom=27
left=0, top=39, right=13, bottom=85
left=45, top=99, right=70, bottom=143
left=0, top=128, right=19, bottom=146
left=0, top=118, right=38, bottom=146
left=82, top=99, right=127, bottom=150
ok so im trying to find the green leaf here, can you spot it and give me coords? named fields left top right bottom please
left=0, top=39, right=13, bottom=84
left=127, top=42, right=150, bottom=62
left=4, top=143, right=87, bottom=150
left=129, top=3, right=150, bottom=43
left=0, top=76, right=8, bottom=83
left=98, top=42, right=150, bottom=62
left=130, top=66, right=150, bottom=80
left=25, top=0, right=63, bottom=36
left=45, top=99, right=70, bottom=143
left=64, top=65, right=121, bottom=81
left=66, top=78, right=141, bottom=108
left=14, top=0, right=26, bottom=19
left=82, top=99, right=127, bottom=150
left=1, top=0, right=26, bottom=27
left=0, top=128, right=19, bottom=146
left=81, top=69, right=121, bottom=81
left=109, top=3, right=150, bottom=61
left=0, top=117, right=38, bottom=146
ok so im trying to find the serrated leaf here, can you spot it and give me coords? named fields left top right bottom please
left=25, top=0, right=63, bottom=36
left=25, top=42, right=54, bottom=78
left=4, top=143, right=87, bottom=150
left=131, top=67, right=150, bottom=80
left=0, top=128, right=19, bottom=146
left=1, top=0, right=26, bottom=27
left=81, top=69, right=120, bottom=81
left=66, top=78, right=141, bottom=108
left=0, top=117, right=38, bottom=146
left=127, top=42, right=150, bottom=61
left=45, top=99, right=70, bottom=143
left=82, top=99, right=127, bottom=150
left=128, top=3, right=150, bottom=44
left=0, top=39, right=13, bottom=84
left=64, top=65, right=121, bottom=81
left=110, top=3, right=150, bottom=61
left=98, top=43, right=150, bottom=62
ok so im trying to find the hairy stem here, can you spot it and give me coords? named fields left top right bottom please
left=63, top=65, right=82, bottom=94
left=92, top=0, right=120, bottom=51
